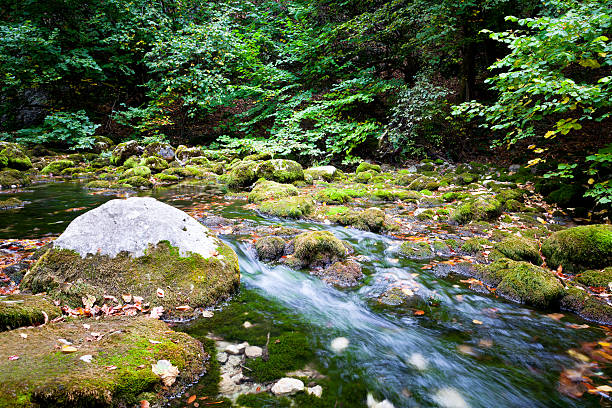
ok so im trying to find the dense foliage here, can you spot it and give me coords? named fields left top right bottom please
left=0, top=0, right=609, bottom=202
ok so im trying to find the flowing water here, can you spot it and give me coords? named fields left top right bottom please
left=0, top=182, right=605, bottom=407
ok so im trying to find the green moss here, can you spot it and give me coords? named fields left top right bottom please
left=504, top=199, right=523, bottom=212
left=237, top=393, right=292, bottom=407
left=258, top=197, right=314, bottom=218
left=496, top=188, right=525, bottom=203
left=0, top=295, right=61, bottom=331
left=248, top=180, right=298, bottom=203
left=355, top=162, right=381, bottom=174
left=327, top=207, right=394, bottom=232
left=442, top=192, right=469, bottom=202
left=22, top=241, right=240, bottom=314
left=0, top=197, right=23, bottom=210
left=561, top=286, right=612, bottom=324
left=315, top=188, right=362, bottom=204
left=493, top=235, right=542, bottom=265
left=545, top=185, right=585, bottom=207
left=408, top=176, right=439, bottom=191
left=86, top=180, right=112, bottom=189
left=400, top=241, right=433, bottom=260
left=119, top=175, right=153, bottom=188
left=155, top=173, right=180, bottom=182
left=245, top=332, right=313, bottom=382
left=395, top=173, right=419, bottom=186
left=541, top=225, right=612, bottom=273
left=577, top=267, right=612, bottom=287
left=483, top=260, right=565, bottom=308
left=461, top=237, right=489, bottom=254
left=0, top=143, right=32, bottom=170
left=141, top=156, right=169, bottom=172
left=354, top=171, right=373, bottom=183
left=416, top=209, right=435, bottom=221
left=255, top=236, right=286, bottom=261
left=451, top=198, right=502, bottom=224
left=121, top=165, right=151, bottom=178
left=292, top=231, right=348, bottom=268
left=257, top=159, right=304, bottom=183
left=40, top=160, right=75, bottom=175
left=244, top=152, right=272, bottom=161
left=0, top=316, right=203, bottom=408
left=123, top=156, right=140, bottom=168
left=455, top=172, right=478, bottom=185
left=225, top=160, right=258, bottom=188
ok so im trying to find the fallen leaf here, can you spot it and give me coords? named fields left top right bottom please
left=149, top=339, right=162, bottom=344
left=150, top=306, right=164, bottom=319
left=201, top=310, right=214, bottom=318
left=83, top=323, right=91, bottom=330
left=122, top=294, right=132, bottom=303
left=151, top=359, right=179, bottom=386
left=156, top=288, right=165, bottom=298
left=20, top=333, right=27, bottom=339
left=106, top=365, right=118, bottom=370
left=61, top=345, right=78, bottom=353
left=472, top=319, right=483, bottom=325
left=82, top=294, right=96, bottom=309
left=79, top=354, right=93, bottom=363
left=597, top=385, right=612, bottom=392
left=546, top=313, right=565, bottom=321
left=187, top=395, right=197, bottom=404
left=140, top=401, right=150, bottom=408
left=8, top=355, right=19, bottom=360
left=414, top=310, right=425, bottom=316
left=176, top=305, right=191, bottom=311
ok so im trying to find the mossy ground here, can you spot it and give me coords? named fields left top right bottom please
left=22, top=241, right=240, bottom=316
left=0, top=295, right=61, bottom=331
left=0, top=316, right=204, bottom=408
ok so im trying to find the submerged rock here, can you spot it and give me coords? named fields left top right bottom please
left=0, top=294, right=61, bottom=331
left=22, top=197, right=240, bottom=312
left=0, top=316, right=204, bottom=407
left=541, top=224, right=612, bottom=273
left=315, top=259, right=363, bottom=287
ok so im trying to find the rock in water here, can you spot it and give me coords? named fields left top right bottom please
left=22, top=197, right=240, bottom=315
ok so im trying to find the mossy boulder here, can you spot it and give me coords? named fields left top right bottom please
left=121, top=165, right=152, bottom=179
left=395, top=173, right=419, bottom=186
left=355, top=162, right=381, bottom=174
left=291, top=231, right=349, bottom=268
left=478, top=259, right=564, bottom=308
left=408, top=176, right=439, bottom=191
left=0, top=294, right=61, bottom=331
left=93, top=135, right=113, bottom=152
left=22, top=198, right=240, bottom=314
left=248, top=180, right=298, bottom=203
left=0, top=197, right=24, bottom=210
left=255, top=236, right=286, bottom=261
left=256, top=159, right=304, bottom=183
left=258, top=197, right=314, bottom=218
left=400, top=241, right=434, bottom=260
left=451, top=197, right=503, bottom=224
left=110, top=141, right=141, bottom=165
left=175, top=145, right=202, bottom=162
left=40, top=160, right=75, bottom=175
left=0, top=169, right=30, bottom=189
left=143, top=142, right=175, bottom=161
left=141, top=156, right=169, bottom=172
left=577, top=267, right=612, bottom=288
left=226, top=160, right=259, bottom=188
left=454, top=172, right=478, bottom=185
left=0, top=316, right=204, bottom=407
left=314, top=259, right=363, bottom=287
left=0, top=142, right=32, bottom=170
left=161, top=166, right=203, bottom=179
left=541, top=225, right=612, bottom=273
left=120, top=176, right=153, bottom=188
left=86, top=180, right=112, bottom=189
left=354, top=171, right=373, bottom=183
left=560, top=286, right=612, bottom=324
left=327, top=207, right=396, bottom=233
left=304, top=166, right=340, bottom=182
left=315, top=188, right=362, bottom=204
left=491, top=235, right=542, bottom=265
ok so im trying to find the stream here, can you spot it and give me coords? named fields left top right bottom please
left=0, top=181, right=605, bottom=407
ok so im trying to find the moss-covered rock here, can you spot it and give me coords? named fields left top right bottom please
left=355, top=162, right=381, bottom=174
left=400, top=241, right=434, bottom=260
left=354, top=171, right=373, bottom=183
left=40, top=160, right=75, bottom=175
left=454, top=172, right=478, bottom=185
left=248, top=180, right=298, bottom=203
left=541, top=225, right=612, bottom=273
left=121, top=165, right=152, bottom=179
left=478, top=259, right=564, bottom=308
left=0, top=142, right=32, bottom=170
left=155, top=173, right=180, bottom=183
left=315, top=188, right=363, bottom=204
left=175, top=145, right=202, bottom=162
left=408, top=176, right=439, bottom=191
left=141, top=156, right=169, bottom=172
left=460, top=237, right=488, bottom=254
left=255, top=236, right=286, bottom=261
left=120, top=176, right=153, bottom=188
left=86, top=180, right=113, bottom=189
left=143, top=142, right=175, bottom=161
left=395, top=173, right=419, bottom=186
left=226, top=160, right=259, bottom=189
left=0, top=197, right=24, bottom=210
left=304, top=166, right=340, bottom=182
left=492, top=235, right=542, bottom=265
left=327, top=207, right=396, bottom=233
left=0, top=316, right=205, bottom=407
left=291, top=231, right=349, bottom=268
left=161, top=166, right=203, bottom=179
left=577, top=267, right=612, bottom=287
left=451, top=197, right=503, bottom=224
left=0, top=294, right=61, bottom=331
left=314, top=259, right=363, bottom=287
left=256, top=159, right=304, bottom=183
left=258, top=197, right=315, bottom=218
left=560, top=286, right=612, bottom=324
left=110, top=141, right=141, bottom=165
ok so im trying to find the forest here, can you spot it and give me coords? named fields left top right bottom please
left=1, top=1, right=612, bottom=408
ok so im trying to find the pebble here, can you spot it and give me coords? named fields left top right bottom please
left=271, top=378, right=304, bottom=396
left=216, top=352, right=228, bottom=364
left=306, top=385, right=323, bottom=398
left=225, top=342, right=248, bottom=355
left=330, top=337, right=349, bottom=353
left=226, top=355, right=242, bottom=368
left=245, top=345, right=263, bottom=358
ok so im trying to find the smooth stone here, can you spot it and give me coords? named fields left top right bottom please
left=225, top=344, right=243, bottom=355
left=53, top=197, right=219, bottom=259
left=330, top=337, right=349, bottom=353
left=226, top=355, right=243, bottom=368
left=217, top=352, right=228, bottom=364
left=306, top=385, right=323, bottom=398
left=271, top=378, right=304, bottom=396
left=245, top=345, right=263, bottom=358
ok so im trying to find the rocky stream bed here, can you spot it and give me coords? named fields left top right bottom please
left=0, top=141, right=611, bottom=407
